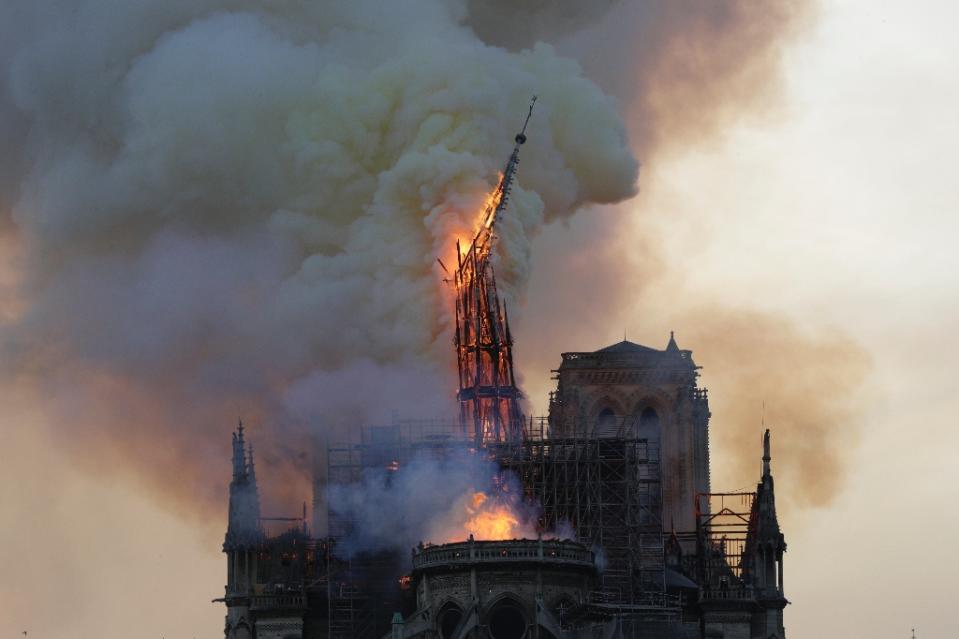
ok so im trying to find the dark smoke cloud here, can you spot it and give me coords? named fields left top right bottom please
left=513, top=0, right=872, bottom=511
left=553, top=1, right=817, bottom=157
left=327, top=453, right=542, bottom=557
left=466, top=0, right=621, bottom=48
left=0, top=0, right=838, bottom=525
left=0, top=0, right=637, bottom=519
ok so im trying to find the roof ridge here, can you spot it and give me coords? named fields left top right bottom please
left=595, top=339, right=661, bottom=354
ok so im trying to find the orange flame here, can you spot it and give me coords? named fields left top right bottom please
left=476, top=174, right=505, bottom=235
left=455, top=175, right=505, bottom=259
left=438, top=177, right=506, bottom=292
left=461, top=491, right=526, bottom=541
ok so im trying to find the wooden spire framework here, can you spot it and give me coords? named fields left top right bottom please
left=453, top=97, right=536, bottom=447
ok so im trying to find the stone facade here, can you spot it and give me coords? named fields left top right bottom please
left=219, top=339, right=789, bottom=639
left=395, top=538, right=610, bottom=639
left=548, top=336, right=711, bottom=535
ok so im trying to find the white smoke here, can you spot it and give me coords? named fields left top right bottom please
left=0, top=1, right=638, bottom=510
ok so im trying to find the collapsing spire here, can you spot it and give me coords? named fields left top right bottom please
left=453, top=97, right=535, bottom=447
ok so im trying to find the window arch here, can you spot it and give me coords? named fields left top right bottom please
left=595, top=407, right=618, bottom=437
left=488, top=597, right=527, bottom=639
left=637, top=406, right=661, bottom=444
left=585, top=394, right=627, bottom=438
left=437, top=601, right=464, bottom=639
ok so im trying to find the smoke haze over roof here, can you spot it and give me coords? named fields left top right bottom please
left=6, top=2, right=929, bottom=637
left=0, top=0, right=835, bottom=519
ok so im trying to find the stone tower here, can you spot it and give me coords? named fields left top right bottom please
left=548, top=334, right=711, bottom=534
left=749, top=429, right=788, bottom=638
left=223, top=421, right=263, bottom=639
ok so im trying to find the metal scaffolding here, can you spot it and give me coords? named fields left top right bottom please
left=325, top=417, right=673, bottom=635
left=492, top=436, right=669, bottom=614
left=325, top=421, right=475, bottom=639
left=695, top=491, right=757, bottom=599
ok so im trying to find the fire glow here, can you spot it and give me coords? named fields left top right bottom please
left=433, top=487, right=539, bottom=543
left=476, top=173, right=505, bottom=238
left=463, top=491, right=523, bottom=540
left=441, top=176, right=506, bottom=278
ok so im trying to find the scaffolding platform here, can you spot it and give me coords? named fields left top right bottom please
left=325, top=418, right=675, bottom=635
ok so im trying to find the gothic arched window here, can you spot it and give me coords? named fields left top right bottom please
left=438, top=601, right=464, bottom=639
left=638, top=407, right=661, bottom=444
left=596, top=407, right=617, bottom=437
left=488, top=598, right=527, bottom=639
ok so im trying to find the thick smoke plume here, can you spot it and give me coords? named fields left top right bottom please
left=0, top=0, right=637, bottom=517
left=511, top=0, right=871, bottom=512
left=0, top=0, right=841, bottom=527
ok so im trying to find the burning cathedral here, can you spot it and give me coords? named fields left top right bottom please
left=218, top=101, right=789, bottom=639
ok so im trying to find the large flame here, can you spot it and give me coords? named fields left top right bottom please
left=434, top=489, right=537, bottom=543
left=464, top=491, right=523, bottom=540
left=441, top=176, right=506, bottom=277
left=475, top=173, right=505, bottom=239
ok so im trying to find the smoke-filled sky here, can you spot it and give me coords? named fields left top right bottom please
left=2, top=1, right=958, bottom=637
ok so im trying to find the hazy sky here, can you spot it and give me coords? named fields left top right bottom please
left=2, top=1, right=958, bottom=638
left=526, top=2, right=959, bottom=637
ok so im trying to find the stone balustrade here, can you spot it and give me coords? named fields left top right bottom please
left=411, top=538, right=594, bottom=571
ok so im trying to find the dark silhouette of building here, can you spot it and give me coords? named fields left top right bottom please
left=218, top=105, right=788, bottom=639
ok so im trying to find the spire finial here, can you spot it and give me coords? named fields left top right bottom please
left=666, top=330, right=679, bottom=352
left=232, top=419, right=246, bottom=481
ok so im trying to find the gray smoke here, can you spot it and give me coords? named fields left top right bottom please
left=0, top=0, right=825, bottom=521
left=327, top=452, right=542, bottom=557
left=0, top=1, right=637, bottom=514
